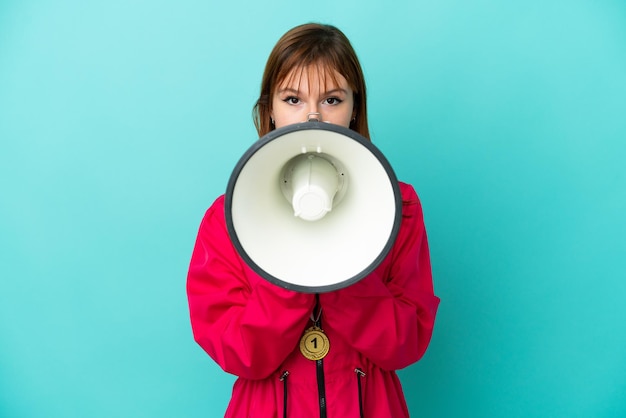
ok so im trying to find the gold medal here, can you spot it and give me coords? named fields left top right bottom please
left=299, top=326, right=330, bottom=361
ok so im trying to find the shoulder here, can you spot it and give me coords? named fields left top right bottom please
left=399, top=181, right=418, bottom=202
left=206, top=194, right=226, bottom=214
left=398, top=181, right=423, bottom=218
left=199, top=194, right=227, bottom=230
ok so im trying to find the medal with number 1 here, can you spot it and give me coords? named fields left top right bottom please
left=299, top=326, right=330, bottom=361
left=300, top=302, right=329, bottom=361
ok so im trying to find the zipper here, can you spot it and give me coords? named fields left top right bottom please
left=314, top=294, right=327, bottom=418
left=279, top=370, right=289, bottom=418
left=355, top=368, right=366, bottom=418
left=316, top=358, right=327, bottom=417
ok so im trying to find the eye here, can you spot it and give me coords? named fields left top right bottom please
left=283, top=96, right=300, bottom=105
left=324, top=97, right=343, bottom=105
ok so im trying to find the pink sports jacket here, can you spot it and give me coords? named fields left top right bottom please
left=187, top=182, right=440, bottom=417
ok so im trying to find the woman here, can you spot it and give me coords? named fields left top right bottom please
left=187, top=23, right=440, bottom=418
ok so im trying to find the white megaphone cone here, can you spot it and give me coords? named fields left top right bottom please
left=225, top=122, right=402, bottom=293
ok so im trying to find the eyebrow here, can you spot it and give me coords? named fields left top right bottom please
left=276, top=87, right=349, bottom=96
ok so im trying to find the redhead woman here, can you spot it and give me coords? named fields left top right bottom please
left=187, top=23, right=440, bottom=418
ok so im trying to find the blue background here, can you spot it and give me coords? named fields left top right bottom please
left=1, top=1, right=625, bottom=417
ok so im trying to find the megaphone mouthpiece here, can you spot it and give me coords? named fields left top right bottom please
left=306, top=112, right=322, bottom=122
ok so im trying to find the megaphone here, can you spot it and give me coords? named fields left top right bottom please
left=225, top=122, right=402, bottom=293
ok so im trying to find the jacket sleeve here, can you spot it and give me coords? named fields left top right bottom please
left=319, top=184, right=440, bottom=371
left=186, top=196, right=316, bottom=380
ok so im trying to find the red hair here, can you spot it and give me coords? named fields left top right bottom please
left=253, top=23, right=369, bottom=139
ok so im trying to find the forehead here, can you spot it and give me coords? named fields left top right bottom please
left=276, top=64, right=348, bottom=92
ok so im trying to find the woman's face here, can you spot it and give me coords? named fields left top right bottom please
left=271, top=66, right=355, bottom=129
